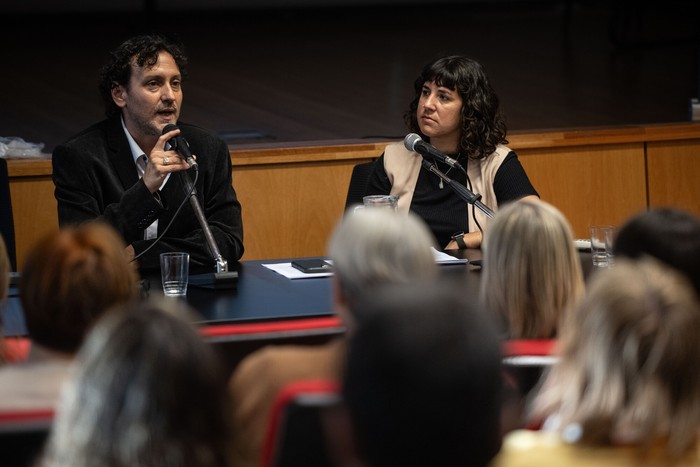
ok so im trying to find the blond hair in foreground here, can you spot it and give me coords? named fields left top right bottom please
left=532, top=259, right=700, bottom=457
left=481, top=198, right=583, bottom=338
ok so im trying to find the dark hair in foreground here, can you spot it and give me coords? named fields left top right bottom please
left=20, top=222, right=138, bottom=353
left=404, top=55, right=507, bottom=161
left=343, top=280, right=502, bottom=467
left=614, top=207, right=700, bottom=297
left=39, top=299, right=232, bottom=467
left=99, top=34, right=188, bottom=118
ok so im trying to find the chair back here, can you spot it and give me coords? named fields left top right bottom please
left=502, top=339, right=558, bottom=366
left=261, top=380, right=341, bottom=467
left=200, top=317, right=345, bottom=375
left=0, top=409, right=54, bottom=467
left=344, top=161, right=375, bottom=209
left=502, top=339, right=558, bottom=397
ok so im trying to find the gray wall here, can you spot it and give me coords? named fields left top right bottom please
left=1, top=0, right=489, bottom=13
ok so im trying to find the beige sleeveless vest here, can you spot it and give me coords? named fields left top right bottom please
left=383, top=142, right=510, bottom=232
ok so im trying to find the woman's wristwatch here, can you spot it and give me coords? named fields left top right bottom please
left=451, top=231, right=467, bottom=249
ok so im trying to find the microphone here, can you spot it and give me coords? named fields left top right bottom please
left=162, top=125, right=230, bottom=277
left=134, top=125, right=236, bottom=287
left=178, top=162, right=236, bottom=284
left=404, top=133, right=461, bottom=170
left=162, top=124, right=199, bottom=170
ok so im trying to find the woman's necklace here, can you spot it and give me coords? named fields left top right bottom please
left=438, top=153, right=462, bottom=189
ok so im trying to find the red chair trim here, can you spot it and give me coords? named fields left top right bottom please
left=199, top=316, right=343, bottom=338
left=2, top=337, right=31, bottom=363
left=501, top=339, right=556, bottom=357
left=0, top=409, right=54, bottom=424
left=0, top=409, right=54, bottom=434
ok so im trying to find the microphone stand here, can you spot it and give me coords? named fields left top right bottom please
left=180, top=171, right=238, bottom=289
left=421, top=159, right=495, bottom=219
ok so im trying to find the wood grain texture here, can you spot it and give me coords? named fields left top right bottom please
left=233, top=158, right=374, bottom=260
left=508, top=123, right=700, bottom=150
left=646, top=139, right=700, bottom=218
left=8, top=174, right=58, bottom=269
left=518, top=143, right=648, bottom=239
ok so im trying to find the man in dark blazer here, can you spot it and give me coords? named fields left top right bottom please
left=52, top=35, right=243, bottom=271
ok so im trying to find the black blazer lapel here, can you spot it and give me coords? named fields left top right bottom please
left=105, top=118, right=140, bottom=191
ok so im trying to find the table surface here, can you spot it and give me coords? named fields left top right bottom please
left=1, top=253, right=482, bottom=337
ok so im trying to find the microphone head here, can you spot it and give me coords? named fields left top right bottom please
left=162, top=123, right=179, bottom=135
left=162, top=123, right=198, bottom=169
left=162, top=123, right=182, bottom=151
left=404, top=133, right=423, bottom=152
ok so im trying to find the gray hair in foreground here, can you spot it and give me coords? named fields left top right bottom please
left=38, top=298, right=232, bottom=467
left=328, top=208, right=438, bottom=301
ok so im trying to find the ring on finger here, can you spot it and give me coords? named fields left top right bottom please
left=163, top=156, right=170, bottom=166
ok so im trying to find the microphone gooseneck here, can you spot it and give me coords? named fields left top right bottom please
left=419, top=158, right=495, bottom=219
left=133, top=129, right=236, bottom=285
left=162, top=124, right=199, bottom=170
left=408, top=133, right=494, bottom=219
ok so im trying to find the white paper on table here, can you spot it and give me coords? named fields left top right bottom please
left=265, top=249, right=466, bottom=280
left=431, top=247, right=469, bottom=264
left=262, top=262, right=334, bottom=279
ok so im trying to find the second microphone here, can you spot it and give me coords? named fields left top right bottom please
left=403, top=133, right=464, bottom=172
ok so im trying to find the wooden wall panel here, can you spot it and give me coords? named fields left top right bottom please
left=233, top=158, right=373, bottom=260
left=646, top=139, right=700, bottom=217
left=517, top=143, right=648, bottom=238
left=6, top=160, right=57, bottom=269
left=9, top=177, right=58, bottom=269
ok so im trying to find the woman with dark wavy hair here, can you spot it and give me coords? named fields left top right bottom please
left=366, top=55, right=538, bottom=249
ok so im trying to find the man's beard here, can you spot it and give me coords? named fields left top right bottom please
left=134, top=114, right=163, bottom=137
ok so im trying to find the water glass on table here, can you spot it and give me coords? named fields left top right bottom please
left=160, top=252, right=190, bottom=297
left=604, top=226, right=616, bottom=267
left=354, top=195, right=399, bottom=212
left=590, top=225, right=615, bottom=268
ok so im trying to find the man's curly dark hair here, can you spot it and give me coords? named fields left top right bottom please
left=404, top=55, right=507, bottom=161
left=98, top=35, right=188, bottom=118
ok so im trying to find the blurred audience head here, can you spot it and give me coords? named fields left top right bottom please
left=481, top=198, right=583, bottom=339
left=20, top=222, right=138, bottom=353
left=343, top=281, right=502, bottom=467
left=614, top=207, right=700, bottom=297
left=39, top=298, right=231, bottom=467
left=533, top=259, right=700, bottom=457
left=328, top=209, right=438, bottom=325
